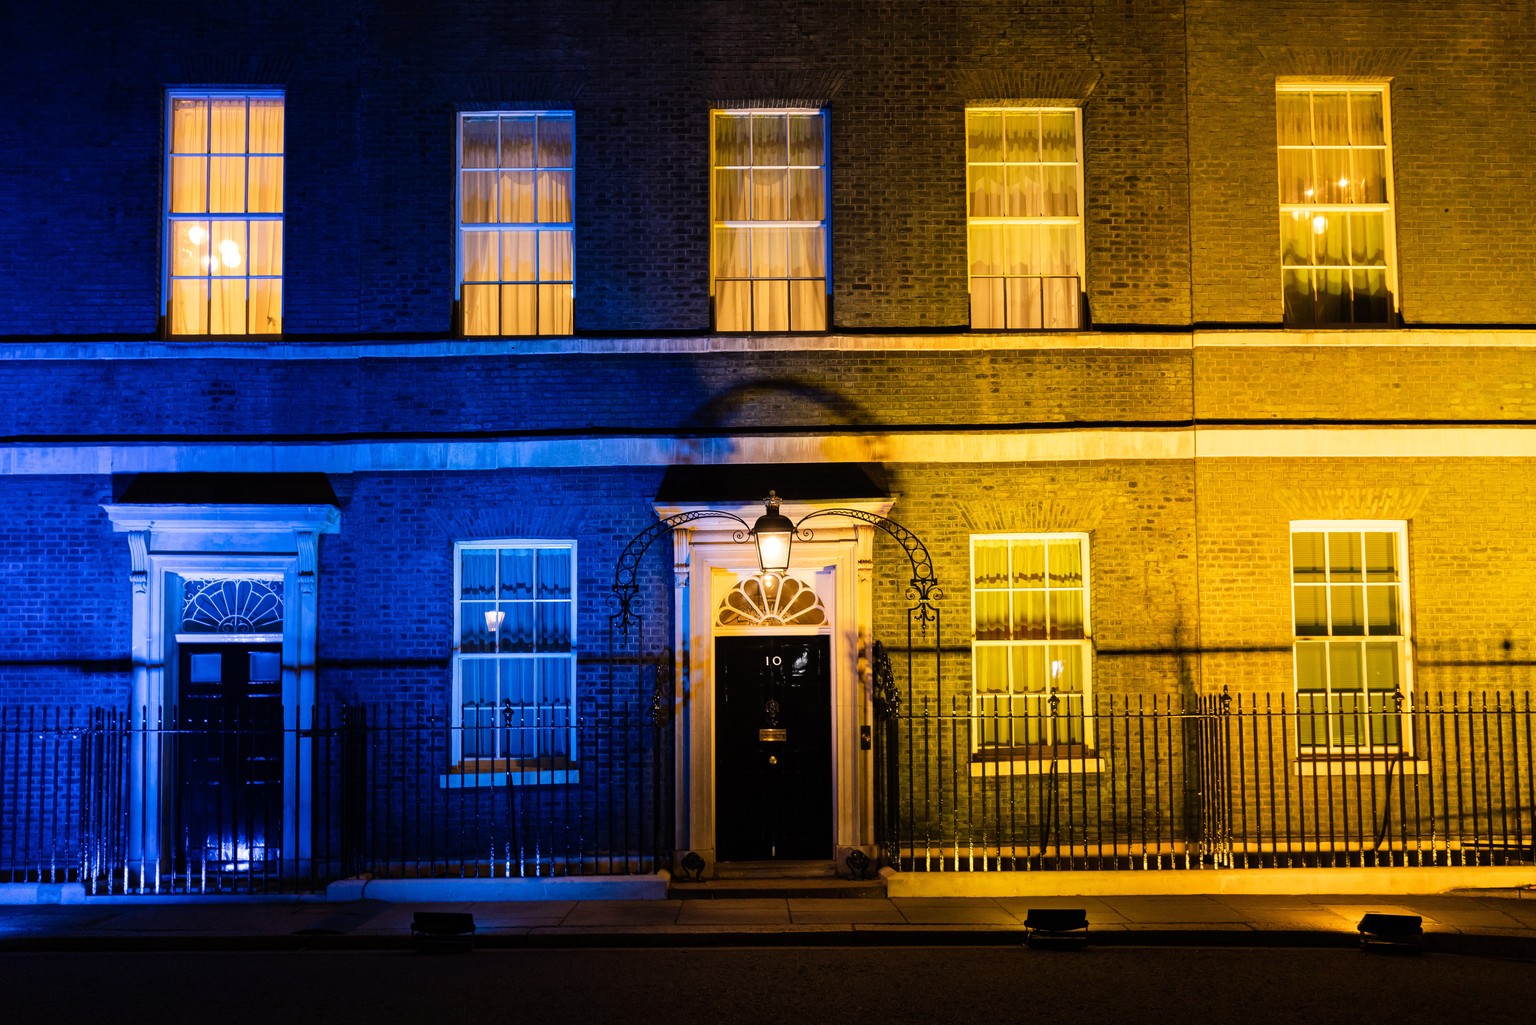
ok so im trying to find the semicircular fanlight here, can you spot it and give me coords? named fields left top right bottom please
left=717, top=575, right=827, bottom=627
left=181, top=578, right=285, bottom=633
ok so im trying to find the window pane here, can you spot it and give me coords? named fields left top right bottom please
left=537, top=170, right=572, bottom=222
left=716, top=169, right=750, bottom=220
left=1005, top=277, right=1043, bottom=329
left=248, top=157, right=283, bottom=212
left=975, top=646, right=1009, bottom=694
left=1328, top=533, right=1362, bottom=580
left=1329, top=642, right=1363, bottom=694
left=1311, top=93, right=1348, bottom=145
left=787, top=227, right=824, bottom=277
left=172, top=98, right=208, bottom=153
left=461, top=171, right=496, bottom=222
left=537, top=116, right=573, bottom=168
left=788, top=114, right=823, bottom=166
left=1350, top=92, right=1384, bottom=146
left=462, top=117, right=499, bottom=167
left=1014, top=590, right=1044, bottom=639
left=210, top=98, right=246, bottom=152
left=751, top=226, right=787, bottom=277
left=1042, top=277, right=1080, bottom=328
left=752, top=114, right=788, bottom=166
left=170, top=279, right=208, bottom=334
left=971, top=278, right=1004, bottom=328
left=1366, top=585, right=1399, bottom=633
left=538, top=230, right=572, bottom=280
left=501, top=284, right=537, bottom=335
left=969, top=163, right=1005, bottom=217
left=538, top=602, right=572, bottom=651
left=752, top=280, right=789, bottom=331
left=1292, top=533, right=1326, bottom=581
left=172, top=221, right=210, bottom=276
left=171, top=157, right=207, bottom=213
left=462, top=231, right=498, bottom=281
left=787, top=168, right=823, bottom=220
left=248, top=221, right=282, bottom=276
left=714, top=113, right=751, bottom=166
left=500, top=170, right=536, bottom=223
left=1003, top=111, right=1040, bottom=161
left=1049, top=590, right=1083, bottom=638
left=209, top=156, right=245, bottom=213
left=1040, top=111, right=1075, bottom=162
left=1276, top=92, right=1311, bottom=146
left=1349, top=212, right=1387, bottom=266
left=715, top=280, right=750, bottom=330
left=461, top=285, right=497, bottom=335
left=1365, top=641, right=1399, bottom=691
left=209, top=278, right=245, bottom=335
left=715, top=227, right=750, bottom=278
left=500, top=548, right=534, bottom=599
left=1006, top=163, right=1043, bottom=218
left=538, top=284, right=573, bottom=334
left=1295, top=642, right=1327, bottom=692
left=1276, top=150, right=1312, bottom=205
left=1294, top=585, right=1328, bottom=635
left=503, top=230, right=536, bottom=281
left=248, top=280, right=281, bottom=334
left=751, top=167, right=787, bottom=220
left=1330, top=584, right=1365, bottom=635
left=973, top=540, right=1008, bottom=586
left=788, top=280, right=825, bottom=331
left=967, top=112, right=1003, bottom=163
left=1040, top=164, right=1078, bottom=217
left=969, top=224, right=1003, bottom=276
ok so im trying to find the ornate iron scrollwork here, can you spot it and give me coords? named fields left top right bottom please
left=650, top=657, right=673, bottom=728
left=609, top=509, right=751, bottom=636
left=678, top=850, right=706, bottom=883
left=793, top=508, right=943, bottom=628
left=871, top=640, right=899, bottom=720
left=845, top=848, right=872, bottom=880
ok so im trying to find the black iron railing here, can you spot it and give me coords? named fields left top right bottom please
left=875, top=689, right=1536, bottom=871
left=1, top=699, right=672, bottom=895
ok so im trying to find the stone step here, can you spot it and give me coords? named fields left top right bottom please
left=668, top=876, right=887, bottom=900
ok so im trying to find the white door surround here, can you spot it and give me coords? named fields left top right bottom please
left=655, top=497, right=893, bottom=877
left=102, top=503, right=340, bottom=880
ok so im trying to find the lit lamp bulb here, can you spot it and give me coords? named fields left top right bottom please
left=1311, top=214, right=1329, bottom=236
left=752, top=491, right=795, bottom=583
left=218, top=239, right=242, bottom=268
left=187, top=224, right=207, bottom=245
left=484, top=609, right=505, bottom=651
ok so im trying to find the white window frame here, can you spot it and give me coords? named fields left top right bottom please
left=969, top=532, right=1094, bottom=755
left=456, top=110, right=576, bottom=337
left=451, top=540, right=578, bottom=786
left=1290, top=520, right=1413, bottom=756
left=1276, top=82, right=1398, bottom=326
left=709, top=107, right=830, bottom=332
left=163, top=89, right=285, bottom=337
left=965, top=106, right=1086, bottom=330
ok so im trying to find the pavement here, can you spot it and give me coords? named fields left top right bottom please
left=3, top=887, right=1535, bottom=957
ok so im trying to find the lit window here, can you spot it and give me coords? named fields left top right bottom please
left=711, top=109, right=828, bottom=332
left=1291, top=523, right=1410, bottom=752
left=459, top=112, right=574, bottom=336
left=165, top=92, right=284, bottom=335
left=970, top=534, right=1092, bottom=751
left=454, top=541, right=577, bottom=775
left=1277, top=84, right=1396, bottom=325
left=966, top=108, right=1084, bottom=329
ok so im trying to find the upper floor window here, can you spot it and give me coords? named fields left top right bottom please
left=459, top=112, right=574, bottom=336
left=710, top=109, right=828, bottom=332
left=454, top=541, right=577, bottom=778
left=1291, top=523, right=1410, bottom=752
left=966, top=108, right=1084, bottom=330
left=1277, top=85, right=1396, bottom=326
left=971, top=534, right=1092, bottom=752
left=165, top=92, right=284, bottom=335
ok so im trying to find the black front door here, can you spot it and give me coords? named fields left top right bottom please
left=174, top=642, right=284, bottom=873
left=715, top=635, right=832, bottom=861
